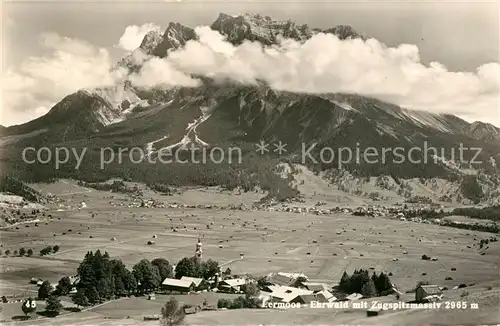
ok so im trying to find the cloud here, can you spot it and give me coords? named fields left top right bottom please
left=128, top=57, right=200, bottom=88
left=1, top=33, right=123, bottom=126
left=130, top=26, right=500, bottom=126
left=117, top=23, right=161, bottom=52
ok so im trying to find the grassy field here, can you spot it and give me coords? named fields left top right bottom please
left=1, top=180, right=499, bottom=324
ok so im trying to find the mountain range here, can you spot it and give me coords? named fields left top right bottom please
left=1, top=13, right=499, bottom=187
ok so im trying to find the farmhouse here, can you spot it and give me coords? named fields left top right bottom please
left=218, top=278, right=246, bottom=293
left=161, top=278, right=195, bottom=293
left=415, top=285, right=443, bottom=302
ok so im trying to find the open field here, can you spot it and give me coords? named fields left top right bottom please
left=1, top=180, right=499, bottom=324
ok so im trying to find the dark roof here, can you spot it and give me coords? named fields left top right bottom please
left=293, top=294, right=316, bottom=304
left=419, top=285, right=442, bottom=295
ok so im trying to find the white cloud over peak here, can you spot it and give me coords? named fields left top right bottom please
left=117, top=23, right=161, bottom=51
left=2, top=23, right=499, bottom=128
left=129, top=26, right=500, bottom=126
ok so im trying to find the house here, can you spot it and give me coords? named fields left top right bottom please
left=315, top=290, right=337, bottom=303
left=415, top=285, right=443, bottom=302
left=291, top=294, right=316, bottom=305
left=161, top=278, right=195, bottom=293
left=180, top=276, right=205, bottom=290
left=218, top=278, right=246, bottom=293
left=300, top=282, right=329, bottom=293
left=267, top=272, right=308, bottom=286
left=346, top=293, right=363, bottom=301
left=183, top=304, right=201, bottom=314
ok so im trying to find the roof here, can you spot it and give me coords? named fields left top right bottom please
left=266, top=285, right=313, bottom=303
left=221, top=278, right=246, bottom=287
left=301, top=282, right=329, bottom=292
left=316, top=290, right=337, bottom=303
left=180, top=276, right=204, bottom=287
left=267, top=272, right=308, bottom=286
left=162, top=278, right=194, bottom=288
left=293, top=294, right=316, bottom=304
left=418, top=285, right=442, bottom=295
left=346, top=293, right=363, bottom=301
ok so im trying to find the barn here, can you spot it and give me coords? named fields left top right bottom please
left=161, top=278, right=195, bottom=293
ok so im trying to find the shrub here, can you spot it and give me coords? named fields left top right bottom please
left=40, top=246, right=53, bottom=256
left=45, top=295, right=63, bottom=316
left=217, top=298, right=232, bottom=309
left=38, top=281, right=53, bottom=299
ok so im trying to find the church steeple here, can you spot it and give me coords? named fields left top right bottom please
left=195, top=237, right=203, bottom=259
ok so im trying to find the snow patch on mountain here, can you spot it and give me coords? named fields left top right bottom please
left=82, top=84, right=148, bottom=126
left=330, top=100, right=357, bottom=112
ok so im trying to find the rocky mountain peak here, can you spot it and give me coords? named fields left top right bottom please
left=210, top=12, right=313, bottom=45
left=139, top=29, right=163, bottom=54
left=323, top=24, right=364, bottom=40
left=151, top=22, right=196, bottom=58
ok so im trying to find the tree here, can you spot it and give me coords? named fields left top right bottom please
left=200, top=259, right=219, bottom=279
left=76, top=250, right=115, bottom=300
left=122, top=269, right=137, bottom=295
left=52, top=245, right=60, bottom=253
left=244, top=283, right=260, bottom=298
left=293, top=275, right=308, bottom=288
left=38, top=281, right=53, bottom=299
left=21, top=298, right=37, bottom=317
left=339, top=271, right=351, bottom=293
left=160, top=296, right=185, bottom=326
left=45, top=295, right=63, bottom=316
left=13, top=250, right=18, bottom=256
left=174, top=257, right=201, bottom=279
left=40, top=246, right=52, bottom=256
left=72, top=288, right=89, bottom=308
left=55, top=276, right=73, bottom=296
left=27, top=248, right=33, bottom=257
left=86, top=286, right=100, bottom=305
left=133, top=259, right=161, bottom=293
left=5, top=249, right=10, bottom=256
left=361, top=279, right=377, bottom=298
left=217, top=298, right=232, bottom=308
left=152, top=258, right=174, bottom=280
left=375, top=272, right=392, bottom=294
left=19, top=247, right=26, bottom=256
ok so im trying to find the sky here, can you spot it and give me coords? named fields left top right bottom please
left=1, top=0, right=499, bottom=127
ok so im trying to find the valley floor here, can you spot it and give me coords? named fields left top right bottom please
left=0, top=180, right=499, bottom=325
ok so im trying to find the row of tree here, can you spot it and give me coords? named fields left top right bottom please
left=452, top=205, right=500, bottom=222
left=339, top=269, right=393, bottom=297
left=1, top=245, right=59, bottom=257
left=1, top=248, right=34, bottom=257
left=59, top=250, right=220, bottom=308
